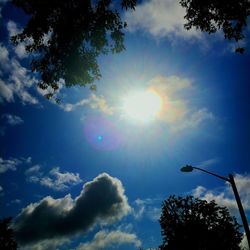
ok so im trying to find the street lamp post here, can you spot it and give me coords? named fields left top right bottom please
left=180, top=165, right=250, bottom=248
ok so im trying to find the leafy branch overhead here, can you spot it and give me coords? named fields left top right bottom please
left=180, top=0, right=250, bottom=53
left=11, top=0, right=136, bottom=98
left=10, top=0, right=249, bottom=99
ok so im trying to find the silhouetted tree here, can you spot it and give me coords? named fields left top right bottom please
left=159, top=195, right=242, bottom=250
left=180, top=0, right=250, bottom=53
left=0, top=217, right=18, bottom=250
left=11, top=0, right=136, bottom=98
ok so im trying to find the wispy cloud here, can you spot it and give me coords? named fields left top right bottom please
left=0, top=113, right=23, bottom=135
left=2, top=113, right=23, bottom=125
left=0, top=157, right=21, bottom=173
left=19, top=238, right=70, bottom=250
left=192, top=173, right=250, bottom=216
left=0, top=185, right=3, bottom=197
left=172, top=108, right=215, bottom=132
left=0, top=0, right=9, bottom=18
left=25, top=166, right=82, bottom=191
left=125, top=0, right=202, bottom=41
left=0, top=156, right=31, bottom=173
left=76, top=230, right=141, bottom=250
left=197, top=158, right=220, bottom=168
left=147, top=75, right=215, bottom=131
left=132, top=197, right=162, bottom=221
left=14, top=173, right=131, bottom=247
left=60, top=93, right=114, bottom=115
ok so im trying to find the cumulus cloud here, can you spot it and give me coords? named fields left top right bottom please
left=26, top=166, right=82, bottom=191
left=147, top=75, right=215, bottom=131
left=60, top=93, right=114, bottom=115
left=77, top=230, right=141, bottom=250
left=125, top=0, right=201, bottom=40
left=0, top=43, right=38, bottom=104
left=14, top=173, right=131, bottom=246
left=192, top=173, right=250, bottom=216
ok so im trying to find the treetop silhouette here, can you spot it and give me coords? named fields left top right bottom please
left=159, top=195, right=243, bottom=250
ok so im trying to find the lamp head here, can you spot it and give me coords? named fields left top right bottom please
left=180, top=165, right=194, bottom=172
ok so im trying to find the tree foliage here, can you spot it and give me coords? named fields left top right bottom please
left=11, top=0, right=136, bottom=98
left=0, top=217, right=18, bottom=250
left=159, top=195, right=242, bottom=250
left=180, top=0, right=250, bottom=53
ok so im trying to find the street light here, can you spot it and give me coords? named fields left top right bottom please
left=181, top=164, right=250, bottom=248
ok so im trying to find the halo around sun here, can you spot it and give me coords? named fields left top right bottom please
left=122, top=89, right=162, bottom=123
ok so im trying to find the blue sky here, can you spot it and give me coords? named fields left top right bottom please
left=0, top=0, right=250, bottom=249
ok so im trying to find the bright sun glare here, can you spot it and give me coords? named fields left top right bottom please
left=122, top=89, right=162, bottom=123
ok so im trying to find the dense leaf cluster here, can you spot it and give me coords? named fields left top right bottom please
left=159, top=195, right=242, bottom=250
left=180, top=0, right=250, bottom=53
left=0, top=217, right=18, bottom=250
left=11, top=0, right=136, bottom=98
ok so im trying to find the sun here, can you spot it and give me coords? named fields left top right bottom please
left=122, top=89, right=162, bottom=123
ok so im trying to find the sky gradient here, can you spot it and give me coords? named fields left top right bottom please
left=0, top=0, right=250, bottom=249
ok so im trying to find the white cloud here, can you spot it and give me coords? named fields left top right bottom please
left=125, top=0, right=201, bottom=40
left=133, top=197, right=162, bottom=221
left=11, top=199, right=21, bottom=204
left=0, top=156, right=31, bottom=173
left=7, top=20, right=21, bottom=37
left=2, top=113, right=23, bottom=125
left=0, top=113, right=23, bottom=136
left=25, top=165, right=41, bottom=175
left=26, top=166, right=82, bottom=191
left=192, top=173, right=250, bottom=216
left=0, top=79, right=14, bottom=102
left=60, top=93, right=114, bottom=115
left=197, top=158, right=220, bottom=168
left=172, top=108, right=215, bottom=132
left=14, top=173, right=131, bottom=247
left=0, top=43, right=38, bottom=104
left=0, top=185, right=3, bottom=197
left=20, top=238, right=70, bottom=250
left=7, top=20, right=28, bottom=59
left=77, top=230, right=141, bottom=250
left=0, top=157, right=21, bottom=173
left=40, top=167, right=82, bottom=191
